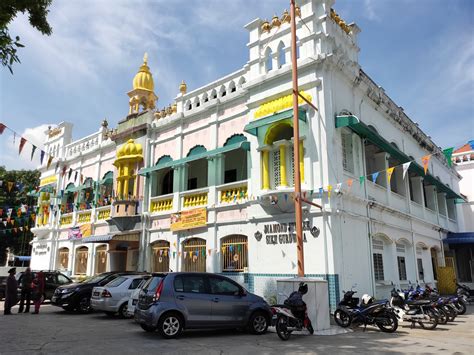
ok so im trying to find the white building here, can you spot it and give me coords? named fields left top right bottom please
left=30, top=0, right=463, bottom=309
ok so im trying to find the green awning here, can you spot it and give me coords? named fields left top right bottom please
left=139, top=140, right=250, bottom=176
left=335, top=115, right=463, bottom=200
left=244, top=108, right=306, bottom=136
left=99, top=171, right=114, bottom=185
left=27, top=190, right=39, bottom=197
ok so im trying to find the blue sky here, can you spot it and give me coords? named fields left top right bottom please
left=0, top=0, right=473, bottom=170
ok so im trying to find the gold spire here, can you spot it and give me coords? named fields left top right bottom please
left=271, top=14, right=281, bottom=27
left=179, top=80, right=187, bottom=94
left=281, top=9, right=290, bottom=24
left=261, top=19, right=271, bottom=33
left=132, top=53, right=154, bottom=91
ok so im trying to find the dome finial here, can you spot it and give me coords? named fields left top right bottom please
left=143, top=52, right=148, bottom=65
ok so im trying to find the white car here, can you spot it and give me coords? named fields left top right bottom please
left=91, top=275, right=148, bottom=318
left=127, top=277, right=150, bottom=317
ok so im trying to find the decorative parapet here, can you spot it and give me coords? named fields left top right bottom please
left=330, top=8, right=351, bottom=34
left=77, top=210, right=92, bottom=224
left=150, top=195, right=173, bottom=213
left=254, top=91, right=312, bottom=120
left=65, top=131, right=103, bottom=158
left=60, top=213, right=73, bottom=226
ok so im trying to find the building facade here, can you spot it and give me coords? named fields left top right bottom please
left=30, top=0, right=463, bottom=308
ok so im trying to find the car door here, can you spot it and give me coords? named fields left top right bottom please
left=173, top=274, right=212, bottom=328
left=208, top=275, right=249, bottom=326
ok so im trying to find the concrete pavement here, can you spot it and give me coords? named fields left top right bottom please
left=0, top=302, right=473, bottom=354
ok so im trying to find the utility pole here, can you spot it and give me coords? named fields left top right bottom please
left=290, top=0, right=305, bottom=277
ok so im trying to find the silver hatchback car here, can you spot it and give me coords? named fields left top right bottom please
left=134, top=272, right=272, bottom=338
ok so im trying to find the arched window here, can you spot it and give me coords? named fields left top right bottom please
left=75, top=246, right=89, bottom=275
left=99, top=171, right=113, bottom=206
left=202, top=92, right=209, bottom=103
left=221, top=235, right=248, bottom=272
left=152, top=240, right=170, bottom=272
left=238, top=76, right=246, bottom=87
left=194, top=97, right=200, bottom=108
left=219, top=85, right=227, bottom=97
left=396, top=242, right=407, bottom=281
left=277, top=41, right=285, bottom=68
left=57, top=247, right=69, bottom=271
left=265, top=47, right=273, bottom=72
left=186, top=145, right=208, bottom=190
left=182, top=238, right=206, bottom=272
left=185, top=100, right=192, bottom=110
left=372, top=237, right=386, bottom=281
left=223, top=134, right=248, bottom=184
left=228, top=81, right=236, bottom=93
left=161, top=170, right=173, bottom=195
left=95, top=245, right=107, bottom=274
left=211, top=89, right=217, bottom=99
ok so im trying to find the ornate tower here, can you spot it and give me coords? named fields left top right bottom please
left=127, top=53, right=158, bottom=115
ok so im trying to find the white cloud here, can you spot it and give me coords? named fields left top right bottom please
left=363, top=0, right=379, bottom=22
left=0, top=124, right=51, bottom=170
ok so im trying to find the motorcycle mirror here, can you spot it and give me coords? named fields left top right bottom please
left=391, top=281, right=394, bottom=286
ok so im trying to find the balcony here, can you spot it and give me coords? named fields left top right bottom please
left=390, top=191, right=407, bottom=213
left=218, top=181, right=248, bottom=205
left=410, top=201, right=424, bottom=219
left=367, top=181, right=388, bottom=205
left=150, top=194, right=173, bottom=213
left=60, top=213, right=73, bottom=226
left=181, top=188, right=208, bottom=209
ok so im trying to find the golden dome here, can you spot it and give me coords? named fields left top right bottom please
left=179, top=80, right=187, bottom=94
left=117, top=139, right=143, bottom=158
left=271, top=14, right=281, bottom=27
left=132, top=53, right=154, bottom=91
left=281, top=9, right=290, bottom=24
left=261, top=20, right=271, bottom=33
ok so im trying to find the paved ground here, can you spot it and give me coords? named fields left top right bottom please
left=0, top=302, right=473, bottom=354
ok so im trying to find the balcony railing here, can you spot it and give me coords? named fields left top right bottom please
left=96, top=206, right=111, bottom=221
left=77, top=210, right=92, bottom=224
left=181, top=188, right=208, bottom=209
left=60, top=213, right=73, bottom=226
left=150, top=194, right=173, bottom=213
left=218, top=181, right=248, bottom=204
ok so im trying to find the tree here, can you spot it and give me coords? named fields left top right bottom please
left=0, top=166, right=40, bottom=265
left=0, top=0, right=53, bottom=73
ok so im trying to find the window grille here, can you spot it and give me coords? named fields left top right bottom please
left=182, top=238, right=206, bottom=272
left=96, top=245, right=107, bottom=274
left=397, top=256, right=407, bottom=280
left=152, top=240, right=170, bottom=272
left=272, top=150, right=281, bottom=188
left=372, top=239, right=384, bottom=251
left=417, top=258, right=424, bottom=280
left=342, top=130, right=354, bottom=173
left=373, top=253, right=384, bottom=281
left=57, top=248, right=69, bottom=270
left=221, top=235, right=248, bottom=272
left=75, top=247, right=88, bottom=275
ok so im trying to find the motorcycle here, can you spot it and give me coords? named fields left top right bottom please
left=271, top=282, right=314, bottom=341
left=456, top=283, right=474, bottom=305
left=333, top=291, right=398, bottom=333
left=390, top=288, right=438, bottom=330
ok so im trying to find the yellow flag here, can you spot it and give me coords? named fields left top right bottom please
left=387, top=167, right=395, bottom=184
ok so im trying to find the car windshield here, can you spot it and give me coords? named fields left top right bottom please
left=84, top=274, right=108, bottom=284
left=106, top=276, right=127, bottom=287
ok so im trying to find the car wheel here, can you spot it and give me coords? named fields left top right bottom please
left=248, top=311, right=269, bottom=335
left=141, top=324, right=156, bottom=332
left=158, top=313, right=183, bottom=339
left=78, top=296, right=92, bottom=314
left=119, top=303, right=129, bottom=319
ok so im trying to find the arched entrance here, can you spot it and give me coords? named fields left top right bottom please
left=75, top=246, right=89, bottom=275
left=95, top=245, right=108, bottom=274
left=182, top=238, right=206, bottom=272
left=221, top=235, right=248, bottom=272
left=152, top=240, right=170, bottom=272
left=57, top=247, right=69, bottom=271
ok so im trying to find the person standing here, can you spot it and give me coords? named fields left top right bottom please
left=18, top=267, right=33, bottom=313
left=4, top=268, right=18, bottom=315
left=32, top=271, right=45, bottom=314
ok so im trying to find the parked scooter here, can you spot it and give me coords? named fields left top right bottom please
left=456, top=283, right=474, bottom=305
left=271, top=282, right=314, bottom=341
left=333, top=290, right=398, bottom=333
left=390, top=287, right=438, bottom=330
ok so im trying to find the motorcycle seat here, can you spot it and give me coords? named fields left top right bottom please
left=406, top=299, right=431, bottom=306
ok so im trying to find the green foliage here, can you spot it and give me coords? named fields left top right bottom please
left=0, top=166, right=40, bottom=265
left=0, top=0, right=53, bottom=73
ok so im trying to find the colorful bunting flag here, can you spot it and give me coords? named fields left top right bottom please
left=359, top=176, right=365, bottom=185
left=0, top=123, right=6, bottom=134
left=421, top=155, right=431, bottom=175
left=7, top=182, right=14, bottom=192
left=30, top=145, right=36, bottom=161
left=347, top=179, right=354, bottom=189
left=19, top=137, right=26, bottom=155
left=386, top=167, right=395, bottom=184
left=443, top=147, right=454, bottom=167
left=335, top=183, right=342, bottom=193
left=327, top=185, right=332, bottom=198
left=371, top=172, right=379, bottom=183
left=47, top=156, right=53, bottom=169
left=40, top=150, right=45, bottom=165
left=402, top=162, right=411, bottom=179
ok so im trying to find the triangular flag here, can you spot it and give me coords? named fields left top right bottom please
left=402, top=162, right=411, bottom=179
left=335, top=183, right=342, bottom=193
left=40, top=151, right=45, bottom=165
left=47, top=156, right=54, bottom=169
left=442, top=147, right=454, bottom=167
left=0, top=123, right=6, bottom=134
left=371, top=172, right=380, bottom=183
left=7, top=182, right=14, bottom=192
left=421, top=155, right=431, bottom=175
left=19, top=137, right=27, bottom=155
left=327, top=185, right=333, bottom=198
left=359, top=176, right=365, bottom=185
left=62, top=166, right=67, bottom=177
left=68, top=168, right=73, bottom=179
left=74, top=171, right=78, bottom=182
left=386, top=167, right=395, bottom=184
left=347, top=179, right=354, bottom=189
left=30, top=145, right=37, bottom=161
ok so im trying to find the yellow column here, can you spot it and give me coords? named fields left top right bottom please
left=133, top=174, right=138, bottom=198
left=262, top=150, right=270, bottom=190
left=279, top=144, right=287, bottom=187
left=117, top=179, right=123, bottom=199
left=299, top=140, right=304, bottom=183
